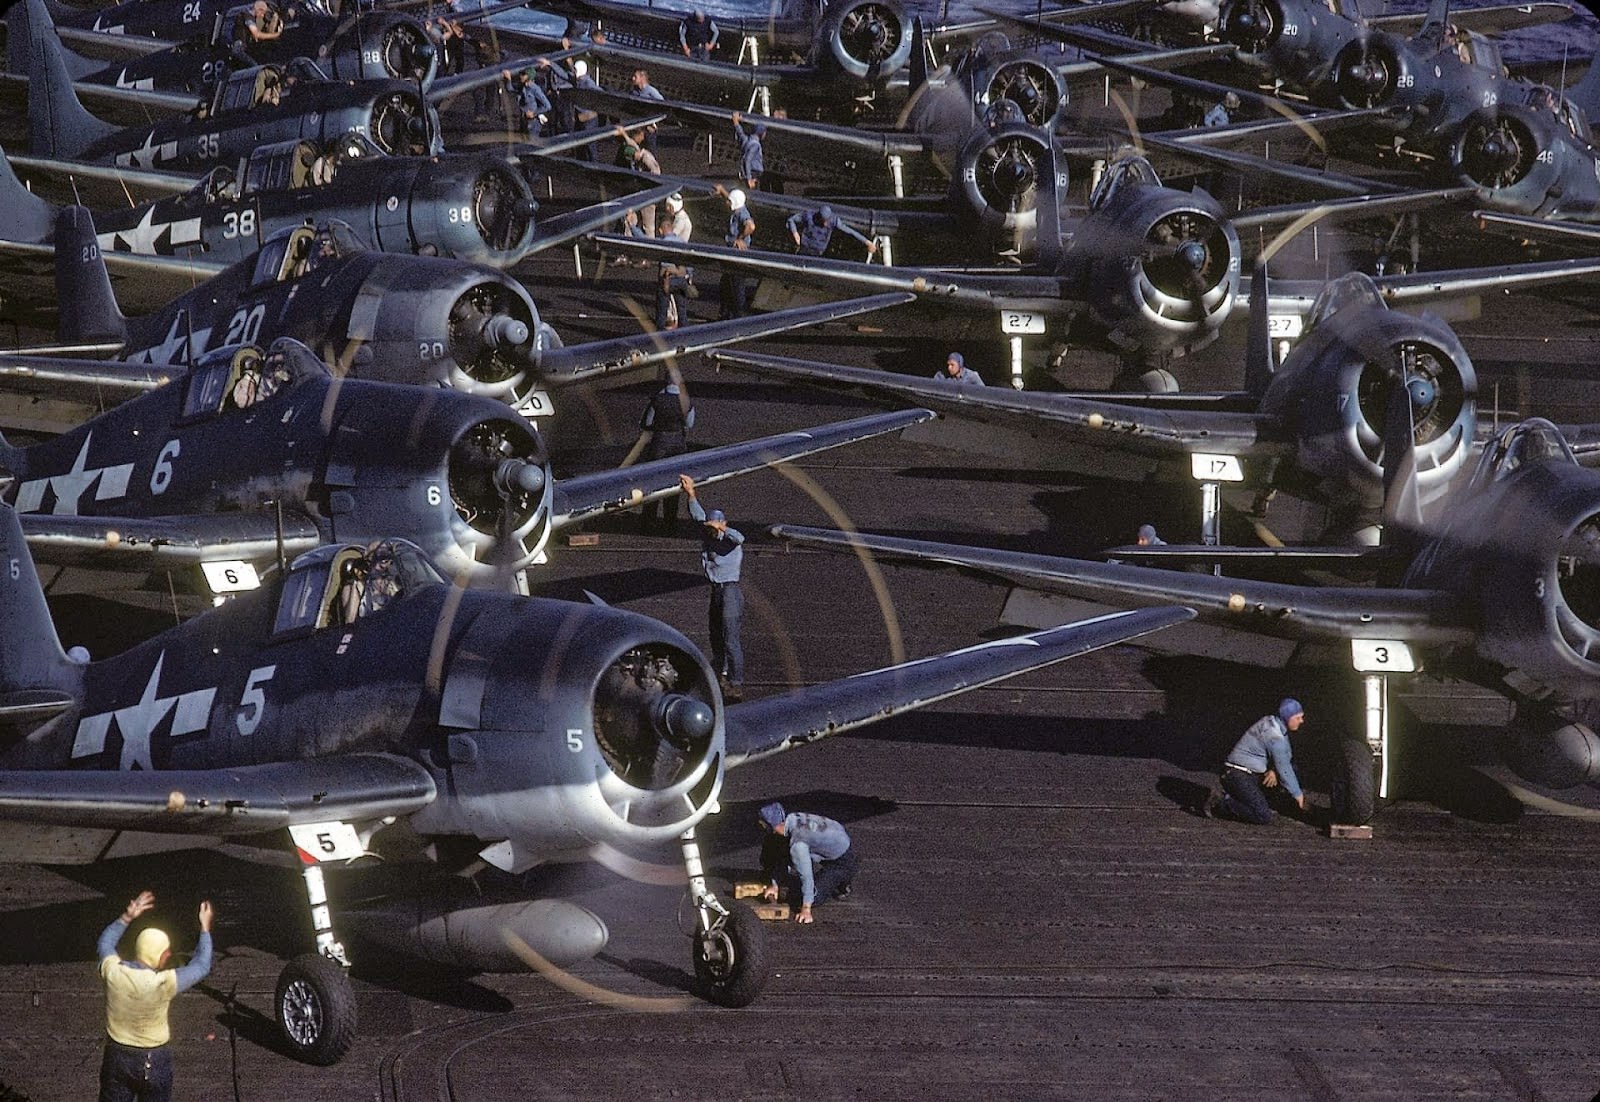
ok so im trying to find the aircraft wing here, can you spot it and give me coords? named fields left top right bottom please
left=1370, top=1, right=1576, bottom=36
left=7, top=151, right=201, bottom=203
left=0, top=355, right=176, bottom=404
left=530, top=181, right=679, bottom=253
left=20, top=511, right=323, bottom=570
left=0, top=73, right=197, bottom=117
left=1473, top=210, right=1600, bottom=250
left=1234, top=188, right=1477, bottom=234
left=564, top=84, right=931, bottom=160
left=722, top=606, right=1194, bottom=766
left=0, top=752, right=436, bottom=834
left=549, top=409, right=934, bottom=529
left=50, top=24, right=178, bottom=56
left=540, top=293, right=915, bottom=385
left=768, top=526, right=1477, bottom=648
left=708, top=349, right=1286, bottom=463
left=1268, top=255, right=1600, bottom=310
left=590, top=234, right=1064, bottom=309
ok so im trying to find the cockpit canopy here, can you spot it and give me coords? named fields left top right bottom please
left=1469, top=418, right=1578, bottom=490
left=1088, top=153, right=1161, bottom=212
left=209, top=64, right=288, bottom=115
left=181, top=339, right=328, bottom=418
left=273, top=538, right=443, bottom=636
left=1304, top=271, right=1386, bottom=333
left=250, top=220, right=368, bottom=287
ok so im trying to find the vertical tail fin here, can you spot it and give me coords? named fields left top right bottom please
left=0, top=501, right=71, bottom=694
left=20, top=0, right=120, bottom=160
left=1244, top=263, right=1273, bottom=398
left=0, top=144, right=59, bottom=246
left=54, top=206, right=127, bottom=347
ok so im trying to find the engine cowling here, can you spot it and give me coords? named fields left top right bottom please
left=367, top=90, right=434, bottom=157
left=409, top=158, right=540, bottom=266
left=819, top=0, right=912, bottom=80
left=1330, top=31, right=1409, bottom=110
left=1081, top=192, right=1239, bottom=358
left=952, top=121, right=1053, bottom=237
left=1409, top=435, right=1600, bottom=702
left=982, top=57, right=1066, bottom=129
left=410, top=600, right=724, bottom=868
left=368, top=16, right=438, bottom=85
left=1261, top=297, right=1476, bottom=516
left=1218, top=0, right=1286, bottom=55
left=1451, top=105, right=1560, bottom=215
left=353, top=267, right=541, bottom=403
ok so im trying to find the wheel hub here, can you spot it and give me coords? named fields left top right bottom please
left=281, top=979, right=324, bottom=1045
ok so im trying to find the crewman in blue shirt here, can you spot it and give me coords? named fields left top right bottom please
left=680, top=473, right=746, bottom=699
left=1209, top=699, right=1308, bottom=823
left=934, top=351, right=985, bottom=385
left=787, top=205, right=877, bottom=258
left=731, top=111, right=765, bottom=190
left=759, top=802, right=859, bottom=924
left=719, top=188, right=757, bottom=318
left=679, top=8, right=719, bottom=59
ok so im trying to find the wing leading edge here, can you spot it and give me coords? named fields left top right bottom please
left=723, top=606, right=1196, bottom=766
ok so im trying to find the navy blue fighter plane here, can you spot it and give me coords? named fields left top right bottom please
left=0, top=493, right=1191, bottom=1061
left=0, top=336, right=934, bottom=591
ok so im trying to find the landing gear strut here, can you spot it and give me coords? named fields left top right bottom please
left=681, top=822, right=768, bottom=1007
left=275, top=831, right=360, bottom=1065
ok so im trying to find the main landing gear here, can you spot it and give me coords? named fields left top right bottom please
left=680, top=821, right=768, bottom=1007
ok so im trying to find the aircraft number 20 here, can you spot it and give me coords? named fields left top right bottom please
left=224, top=305, right=266, bottom=345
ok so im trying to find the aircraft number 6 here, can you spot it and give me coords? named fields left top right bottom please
left=426, top=484, right=442, bottom=506
left=236, top=665, right=277, bottom=736
left=150, top=440, right=180, bottom=494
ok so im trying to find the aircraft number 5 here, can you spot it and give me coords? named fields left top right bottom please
left=150, top=440, right=180, bottom=494
left=7, top=559, right=18, bottom=581
left=566, top=728, right=584, bottom=753
left=236, top=664, right=277, bottom=736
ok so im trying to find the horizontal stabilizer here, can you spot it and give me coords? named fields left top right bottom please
left=723, top=607, right=1194, bottom=766
left=0, top=752, right=436, bottom=834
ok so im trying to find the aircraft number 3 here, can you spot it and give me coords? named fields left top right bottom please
left=222, top=210, right=256, bottom=239
left=236, top=665, right=277, bottom=736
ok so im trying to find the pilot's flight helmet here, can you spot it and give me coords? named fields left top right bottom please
left=573, top=59, right=589, bottom=79
left=727, top=188, right=746, bottom=210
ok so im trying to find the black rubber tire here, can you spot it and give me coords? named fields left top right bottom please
left=1111, top=366, right=1180, bottom=394
left=693, top=901, right=769, bottom=1008
left=275, top=952, right=358, bottom=1066
left=1332, top=738, right=1377, bottom=825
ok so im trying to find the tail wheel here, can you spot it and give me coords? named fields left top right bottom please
left=275, top=952, right=358, bottom=1066
left=694, top=902, right=769, bottom=1008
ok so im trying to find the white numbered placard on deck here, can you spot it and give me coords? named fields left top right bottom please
left=1190, top=453, right=1244, bottom=482
left=1000, top=310, right=1046, bottom=335
left=1267, top=314, right=1303, bottom=338
left=520, top=388, right=554, bottom=418
left=201, top=560, right=261, bottom=594
left=289, top=821, right=366, bottom=862
left=1351, top=639, right=1415, bottom=673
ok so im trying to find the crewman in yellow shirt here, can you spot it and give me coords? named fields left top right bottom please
left=96, top=891, right=214, bottom=1102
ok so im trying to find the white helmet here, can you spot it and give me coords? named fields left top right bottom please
left=727, top=188, right=746, bottom=210
left=665, top=192, right=684, bottom=214
left=573, top=59, right=589, bottom=79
